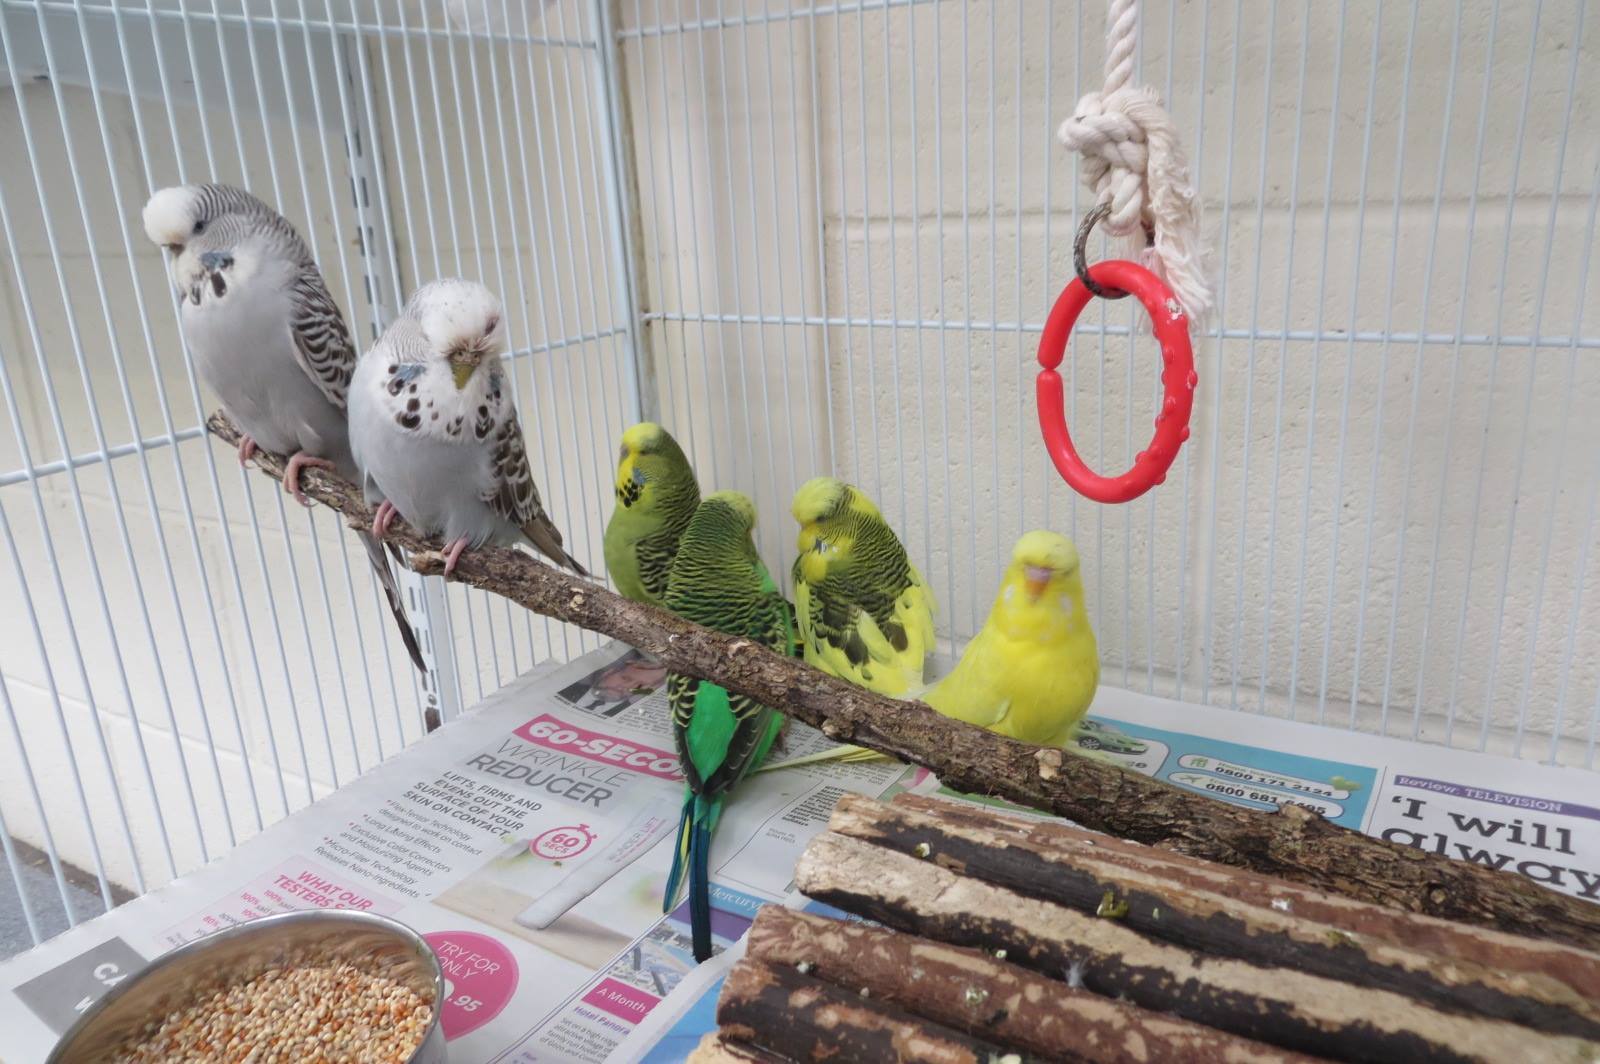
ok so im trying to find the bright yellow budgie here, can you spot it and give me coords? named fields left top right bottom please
left=925, top=530, right=1098, bottom=745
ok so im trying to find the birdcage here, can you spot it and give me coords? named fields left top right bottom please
left=0, top=0, right=1595, bottom=955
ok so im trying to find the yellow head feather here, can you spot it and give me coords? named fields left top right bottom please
left=791, top=476, right=849, bottom=525
left=614, top=422, right=664, bottom=494
left=1009, top=530, right=1081, bottom=579
left=791, top=476, right=882, bottom=564
left=621, top=422, right=665, bottom=453
left=992, top=530, right=1086, bottom=636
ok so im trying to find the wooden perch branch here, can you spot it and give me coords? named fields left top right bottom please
left=887, top=794, right=1600, bottom=995
left=743, top=906, right=1314, bottom=1063
left=685, top=1034, right=785, bottom=1064
left=716, top=958, right=1021, bottom=1063
left=207, top=411, right=1600, bottom=952
left=837, top=795, right=1600, bottom=1040
left=792, top=832, right=1599, bottom=1063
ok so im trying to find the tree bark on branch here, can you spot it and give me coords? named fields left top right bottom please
left=207, top=411, right=1600, bottom=952
left=716, top=959, right=1023, bottom=1063
left=830, top=795, right=1600, bottom=1040
left=792, top=832, right=1598, bottom=1063
left=743, top=906, right=1317, bottom=1063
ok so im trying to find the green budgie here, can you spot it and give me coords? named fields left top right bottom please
left=763, top=477, right=936, bottom=770
left=791, top=476, right=936, bottom=697
left=604, top=422, right=700, bottom=607
left=661, top=491, right=793, bottom=961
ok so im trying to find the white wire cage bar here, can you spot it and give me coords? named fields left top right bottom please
left=0, top=0, right=1597, bottom=955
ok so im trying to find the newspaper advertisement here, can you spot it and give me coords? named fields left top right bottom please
left=1, top=642, right=1596, bottom=1063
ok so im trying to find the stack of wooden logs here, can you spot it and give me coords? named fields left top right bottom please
left=691, top=794, right=1600, bottom=1063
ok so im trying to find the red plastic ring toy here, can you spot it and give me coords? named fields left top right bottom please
left=1036, top=259, right=1196, bottom=504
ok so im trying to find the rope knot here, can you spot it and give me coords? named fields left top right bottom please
left=1057, top=88, right=1157, bottom=237
left=1057, top=85, right=1213, bottom=324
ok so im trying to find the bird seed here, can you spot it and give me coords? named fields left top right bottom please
left=109, top=947, right=433, bottom=1063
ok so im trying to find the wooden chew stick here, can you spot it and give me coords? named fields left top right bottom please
left=830, top=794, right=1600, bottom=1038
left=716, top=958, right=1025, bottom=1063
left=892, top=793, right=1600, bottom=999
left=744, top=906, right=1317, bottom=1064
left=208, top=409, right=1600, bottom=954
left=794, top=832, right=1600, bottom=1064
left=684, top=1033, right=789, bottom=1064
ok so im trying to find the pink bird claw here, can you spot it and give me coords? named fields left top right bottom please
left=237, top=435, right=258, bottom=467
left=283, top=452, right=336, bottom=507
left=371, top=500, right=398, bottom=540
left=442, top=536, right=470, bottom=578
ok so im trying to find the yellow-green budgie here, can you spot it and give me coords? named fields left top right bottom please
left=604, top=423, right=700, bottom=608
left=925, top=530, right=1098, bottom=746
left=791, top=477, right=936, bottom=697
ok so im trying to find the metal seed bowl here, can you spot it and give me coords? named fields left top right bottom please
left=46, top=909, right=446, bottom=1063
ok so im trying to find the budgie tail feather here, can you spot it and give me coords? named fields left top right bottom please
left=688, top=802, right=713, bottom=962
left=663, top=792, right=721, bottom=962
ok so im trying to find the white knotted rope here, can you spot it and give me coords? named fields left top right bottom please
left=1057, top=0, right=1213, bottom=325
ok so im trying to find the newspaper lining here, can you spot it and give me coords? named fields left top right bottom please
left=1, top=642, right=1595, bottom=1063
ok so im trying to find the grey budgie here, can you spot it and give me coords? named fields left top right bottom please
left=142, top=182, right=426, bottom=674
left=349, top=279, right=588, bottom=577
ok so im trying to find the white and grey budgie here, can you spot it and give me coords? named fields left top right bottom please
left=349, top=278, right=588, bottom=578
left=142, top=182, right=427, bottom=673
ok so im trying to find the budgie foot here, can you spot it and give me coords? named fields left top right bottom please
left=371, top=500, right=399, bottom=540
left=442, top=536, right=470, bottom=577
left=283, top=452, right=336, bottom=506
left=236, top=435, right=258, bottom=467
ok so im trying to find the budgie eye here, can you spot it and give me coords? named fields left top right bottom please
left=192, top=219, right=206, bottom=235
left=483, top=314, right=499, bottom=337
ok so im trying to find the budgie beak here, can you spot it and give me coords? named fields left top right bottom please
left=1023, top=564, right=1054, bottom=601
left=451, top=360, right=477, bottom=390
